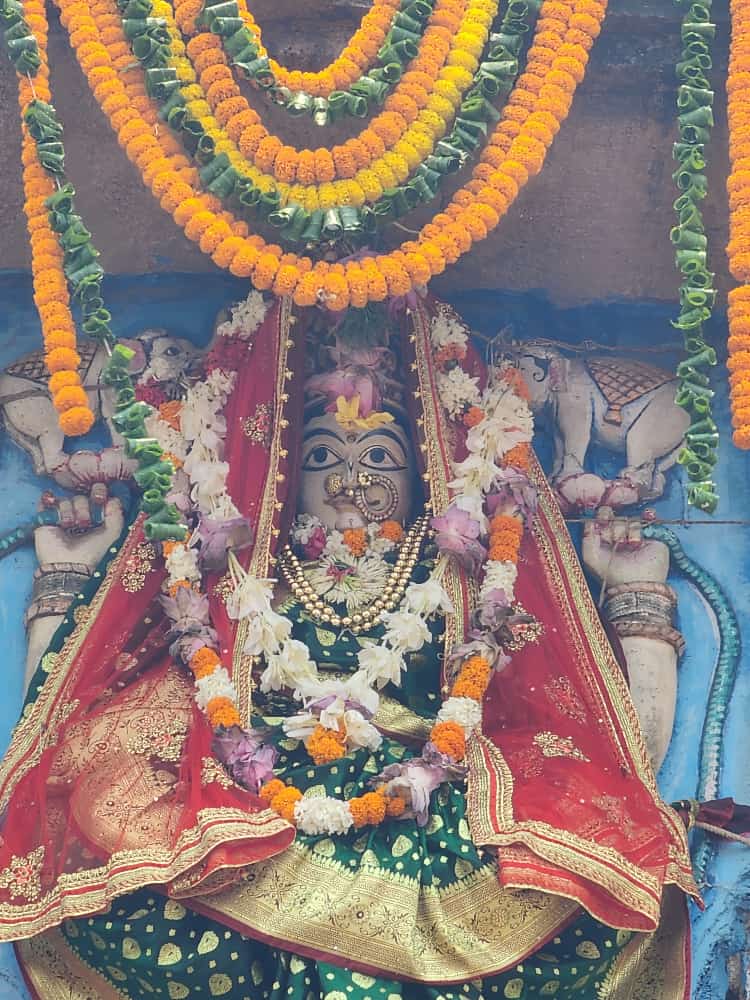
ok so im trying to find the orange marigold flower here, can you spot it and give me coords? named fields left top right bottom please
left=349, top=791, right=387, bottom=828
left=269, top=786, right=303, bottom=823
left=501, top=442, right=531, bottom=470
left=53, top=384, right=89, bottom=412
left=463, top=406, right=485, bottom=428
left=430, top=721, right=466, bottom=760
left=490, top=514, right=524, bottom=536
left=379, top=520, right=404, bottom=543
left=385, top=795, right=407, bottom=818
left=259, top=779, right=286, bottom=804
left=343, top=527, right=368, bottom=556
left=190, top=646, right=221, bottom=677
left=46, top=347, right=81, bottom=373
left=59, top=406, right=95, bottom=437
left=307, top=725, right=347, bottom=765
left=206, top=696, right=241, bottom=728
left=48, top=370, right=80, bottom=394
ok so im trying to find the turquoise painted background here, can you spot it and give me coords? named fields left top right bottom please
left=0, top=273, right=747, bottom=998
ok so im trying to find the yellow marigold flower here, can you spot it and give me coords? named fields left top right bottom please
left=426, top=93, right=455, bottom=121
left=356, top=169, right=384, bottom=201
left=318, top=182, right=338, bottom=210
left=393, top=139, right=421, bottom=171
left=382, top=151, right=409, bottom=184
left=182, top=84, right=204, bottom=102
left=433, top=78, right=462, bottom=107
left=372, top=159, right=397, bottom=188
left=446, top=49, right=478, bottom=72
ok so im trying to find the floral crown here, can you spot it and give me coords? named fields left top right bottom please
left=304, top=310, right=406, bottom=432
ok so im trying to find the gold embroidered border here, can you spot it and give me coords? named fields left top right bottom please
left=235, top=296, right=295, bottom=721
left=0, top=806, right=291, bottom=942
left=410, top=303, right=471, bottom=662
left=0, top=523, right=142, bottom=814
left=372, top=693, right=433, bottom=743
left=529, top=457, right=697, bottom=898
left=465, top=737, right=663, bottom=931
left=198, top=839, right=577, bottom=983
left=17, top=928, right=128, bottom=1000
left=596, top=886, right=689, bottom=999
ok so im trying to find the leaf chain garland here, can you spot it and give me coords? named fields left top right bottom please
left=203, top=0, right=437, bottom=126
left=124, top=0, right=537, bottom=253
left=0, top=0, right=40, bottom=73
left=6, top=0, right=186, bottom=534
left=56, top=0, right=605, bottom=308
left=671, top=0, right=719, bottom=512
left=726, top=0, right=750, bottom=449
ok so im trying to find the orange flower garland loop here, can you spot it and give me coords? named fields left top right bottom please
left=183, top=0, right=486, bottom=187
left=727, top=0, right=750, bottom=447
left=60, top=0, right=605, bottom=308
left=234, top=0, right=401, bottom=97
left=17, top=0, right=95, bottom=438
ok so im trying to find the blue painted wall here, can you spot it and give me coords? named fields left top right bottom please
left=0, top=273, right=746, bottom=997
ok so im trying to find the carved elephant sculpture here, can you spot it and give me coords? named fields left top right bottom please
left=510, top=341, right=690, bottom=510
left=0, top=329, right=205, bottom=482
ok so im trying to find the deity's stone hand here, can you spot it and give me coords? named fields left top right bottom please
left=583, top=506, right=679, bottom=772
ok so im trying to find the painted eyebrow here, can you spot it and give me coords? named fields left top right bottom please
left=359, top=428, right=408, bottom=451
left=302, top=427, right=346, bottom=444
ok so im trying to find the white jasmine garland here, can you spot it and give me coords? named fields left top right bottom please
left=436, top=696, right=483, bottom=736
left=430, top=311, right=469, bottom=350
left=194, top=666, right=239, bottom=711
left=435, top=367, right=481, bottom=418
left=293, top=796, right=354, bottom=836
left=165, top=543, right=201, bottom=586
left=480, top=561, right=518, bottom=601
left=357, top=644, right=406, bottom=690
left=381, top=609, right=432, bottom=653
left=290, top=513, right=324, bottom=546
left=403, top=578, right=453, bottom=617
left=216, top=290, right=269, bottom=340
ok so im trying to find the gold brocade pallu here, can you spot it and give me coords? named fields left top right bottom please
left=0, top=298, right=696, bottom=996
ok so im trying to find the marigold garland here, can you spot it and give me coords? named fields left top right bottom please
left=16, top=0, right=95, bottom=438
left=52, top=0, right=604, bottom=310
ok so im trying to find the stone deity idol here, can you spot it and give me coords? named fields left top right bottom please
left=0, top=296, right=696, bottom=998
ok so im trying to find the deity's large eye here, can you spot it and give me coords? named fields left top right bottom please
left=302, top=444, right=343, bottom=471
left=359, top=444, right=405, bottom=472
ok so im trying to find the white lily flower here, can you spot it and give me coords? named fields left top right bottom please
left=358, top=645, right=406, bottom=689
left=225, top=576, right=275, bottom=621
left=403, top=578, right=453, bottom=617
left=380, top=609, right=431, bottom=653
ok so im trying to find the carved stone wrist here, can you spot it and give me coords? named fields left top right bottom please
left=603, top=581, right=684, bottom=656
left=24, top=562, right=92, bottom=627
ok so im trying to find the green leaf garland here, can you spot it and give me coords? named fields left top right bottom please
left=671, top=0, right=719, bottom=513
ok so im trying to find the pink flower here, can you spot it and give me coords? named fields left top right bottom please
left=431, top=505, right=487, bottom=571
left=306, top=370, right=380, bottom=417
left=303, top=525, right=328, bottom=560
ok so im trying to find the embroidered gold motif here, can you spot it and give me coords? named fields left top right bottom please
left=543, top=675, right=587, bottom=725
left=242, top=402, right=272, bottom=449
left=201, top=757, right=234, bottom=790
left=72, top=605, right=90, bottom=626
left=213, top=574, right=234, bottom=604
left=505, top=603, right=544, bottom=652
left=0, top=846, right=45, bottom=901
left=121, top=542, right=156, bottom=594
left=533, top=732, right=590, bottom=762
left=126, top=716, right=188, bottom=764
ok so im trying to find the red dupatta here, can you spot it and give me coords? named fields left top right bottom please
left=0, top=300, right=301, bottom=941
left=0, top=295, right=696, bottom=946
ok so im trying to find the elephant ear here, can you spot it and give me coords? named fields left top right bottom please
left=119, top=338, right=148, bottom=376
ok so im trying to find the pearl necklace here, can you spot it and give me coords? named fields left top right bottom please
left=277, top=513, right=431, bottom=633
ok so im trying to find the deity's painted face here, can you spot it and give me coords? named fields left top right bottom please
left=298, top=410, right=416, bottom=531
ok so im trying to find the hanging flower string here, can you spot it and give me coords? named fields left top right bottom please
left=670, top=0, right=719, bottom=511
left=50, top=0, right=606, bottom=309
left=727, top=0, right=750, bottom=450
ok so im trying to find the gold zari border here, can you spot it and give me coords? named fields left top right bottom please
left=17, top=928, right=128, bottom=1000
left=198, top=839, right=578, bottom=983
